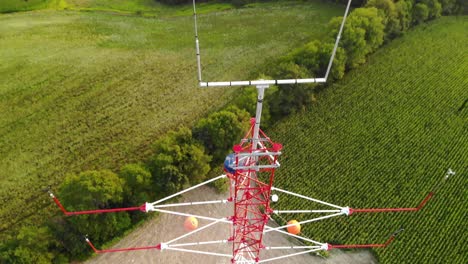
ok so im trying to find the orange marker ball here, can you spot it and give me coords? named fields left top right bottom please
left=287, top=220, right=301, bottom=235
left=184, top=216, right=198, bottom=231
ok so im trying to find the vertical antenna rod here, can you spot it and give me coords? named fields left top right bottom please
left=193, top=0, right=202, bottom=82
left=252, top=84, right=267, bottom=146
left=324, top=0, right=352, bottom=81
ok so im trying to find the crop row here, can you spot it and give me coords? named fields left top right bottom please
left=269, top=17, right=467, bottom=264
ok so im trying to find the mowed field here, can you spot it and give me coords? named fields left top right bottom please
left=0, top=1, right=344, bottom=235
left=270, top=16, right=467, bottom=263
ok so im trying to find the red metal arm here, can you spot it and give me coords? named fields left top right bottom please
left=49, top=192, right=146, bottom=216
left=85, top=237, right=161, bottom=253
left=328, top=229, right=404, bottom=250
left=349, top=170, right=454, bottom=215
left=349, top=192, right=434, bottom=214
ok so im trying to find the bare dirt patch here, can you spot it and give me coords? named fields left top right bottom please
left=85, top=186, right=376, bottom=264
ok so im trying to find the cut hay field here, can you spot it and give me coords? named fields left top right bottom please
left=0, top=1, right=344, bottom=237
left=270, top=16, right=467, bottom=263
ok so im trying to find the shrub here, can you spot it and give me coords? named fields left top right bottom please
left=329, top=7, right=384, bottom=69
left=211, top=177, right=229, bottom=193
left=395, top=0, right=414, bottom=32
left=287, top=40, right=346, bottom=81
left=0, top=226, right=62, bottom=264
left=119, top=163, right=153, bottom=206
left=421, top=0, right=442, bottom=19
left=318, top=42, right=346, bottom=81
left=119, top=164, right=153, bottom=222
left=366, top=0, right=400, bottom=39
left=58, top=170, right=131, bottom=245
left=193, top=106, right=250, bottom=163
left=269, top=59, right=315, bottom=117
left=150, top=128, right=211, bottom=195
left=413, top=3, right=430, bottom=24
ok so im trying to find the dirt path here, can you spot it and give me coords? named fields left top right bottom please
left=86, top=186, right=376, bottom=264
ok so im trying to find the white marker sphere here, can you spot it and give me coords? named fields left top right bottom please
left=271, top=194, right=279, bottom=202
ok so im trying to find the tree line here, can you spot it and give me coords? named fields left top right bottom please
left=0, top=0, right=464, bottom=263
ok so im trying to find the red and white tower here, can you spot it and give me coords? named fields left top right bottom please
left=225, top=85, right=282, bottom=263
left=47, top=0, right=456, bottom=262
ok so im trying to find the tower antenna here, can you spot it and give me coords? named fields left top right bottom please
left=48, top=1, right=454, bottom=263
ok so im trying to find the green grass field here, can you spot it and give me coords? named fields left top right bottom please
left=270, top=16, right=467, bottom=263
left=0, top=0, right=59, bottom=13
left=0, top=0, right=275, bottom=15
left=0, top=1, right=344, bottom=234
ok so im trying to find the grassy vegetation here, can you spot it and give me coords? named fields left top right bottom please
left=0, top=0, right=244, bottom=15
left=0, top=0, right=66, bottom=13
left=0, top=0, right=344, bottom=236
left=66, top=0, right=163, bottom=12
left=270, top=16, right=467, bottom=263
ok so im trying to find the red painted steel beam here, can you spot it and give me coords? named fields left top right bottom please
left=328, top=229, right=404, bottom=250
left=349, top=192, right=434, bottom=214
left=50, top=193, right=146, bottom=216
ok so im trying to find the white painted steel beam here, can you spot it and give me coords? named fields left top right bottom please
left=149, top=174, right=226, bottom=206
left=271, top=187, right=344, bottom=210
left=192, top=0, right=353, bottom=87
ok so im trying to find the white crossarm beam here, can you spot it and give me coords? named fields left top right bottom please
left=233, top=164, right=279, bottom=170
left=199, top=78, right=326, bottom=87
left=153, top=199, right=229, bottom=208
left=149, top=208, right=231, bottom=224
left=273, top=209, right=341, bottom=214
left=272, top=187, right=344, bottom=209
left=149, top=174, right=226, bottom=206
left=169, top=240, right=228, bottom=248
left=164, top=217, right=228, bottom=245
left=264, top=225, right=324, bottom=246
left=264, top=212, right=345, bottom=233
left=265, top=246, right=320, bottom=250
left=236, top=151, right=282, bottom=158
left=166, top=247, right=232, bottom=258
left=192, top=0, right=353, bottom=87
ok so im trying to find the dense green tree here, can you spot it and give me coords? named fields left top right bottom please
left=316, top=42, right=347, bottom=81
left=351, top=7, right=385, bottom=53
left=420, top=0, right=442, bottom=19
left=288, top=40, right=346, bottom=81
left=58, top=170, right=131, bottom=245
left=0, top=226, right=66, bottom=264
left=119, top=163, right=154, bottom=218
left=193, top=106, right=249, bottom=163
left=439, top=0, right=457, bottom=14
left=269, top=60, right=315, bottom=117
left=395, top=0, right=414, bottom=32
left=413, top=3, right=429, bottom=24
left=329, top=7, right=384, bottom=69
left=48, top=216, right=90, bottom=260
left=150, top=128, right=211, bottom=195
left=288, top=41, right=322, bottom=74
left=13, top=226, right=55, bottom=264
left=366, top=0, right=400, bottom=39
left=329, top=15, right=366, bottom=69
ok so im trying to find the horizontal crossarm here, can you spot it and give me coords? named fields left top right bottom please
left=326, top=228, right=404, bottom=250
left=349, top=170, right=454, bottom=215
left=349, top=192, right=434, bottom=214
left=49, top=192, right=145, bottom=216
